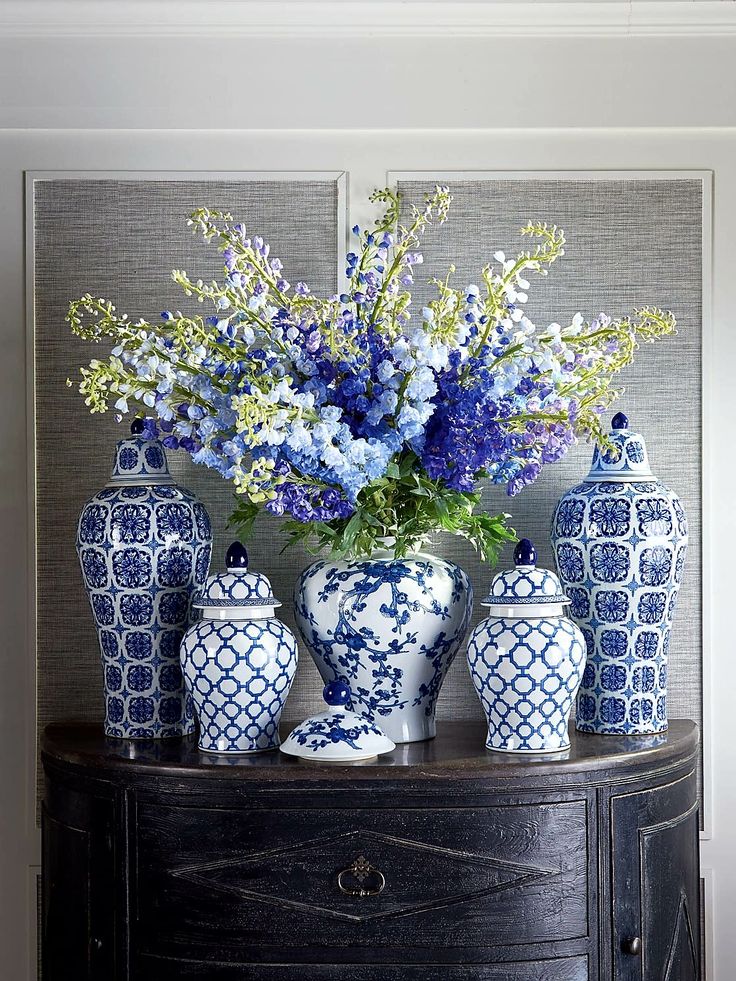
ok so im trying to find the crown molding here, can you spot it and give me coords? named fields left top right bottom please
left=2, top=0, right=736, bottom=38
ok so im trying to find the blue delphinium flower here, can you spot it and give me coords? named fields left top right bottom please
left=68, top=186, right=677, bottom=560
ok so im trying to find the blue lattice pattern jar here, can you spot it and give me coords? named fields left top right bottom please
left=466, top=539, right=586, bottom=754
left=76, top=419, right=213, bottom=738
left=551, top=413, right=688, bottom=735
left=180, top=542, right=298, bottom=754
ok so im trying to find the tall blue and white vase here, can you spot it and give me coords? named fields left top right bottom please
left=180, top=542, right=298, bottom=753
left=76, top=419, right=213, bottom=738
left=294, top=547, right=472, bottom=744
left=467, top=539, right=586, bottom=753
left=551, top=412, right=688, bottom=735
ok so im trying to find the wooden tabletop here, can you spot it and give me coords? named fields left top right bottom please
left=41, top=719, right=699, bottom=785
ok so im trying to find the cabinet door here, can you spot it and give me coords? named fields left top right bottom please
left=42, top=795, right=117, bottom=980
left=610, top=772, right=700, bottom=980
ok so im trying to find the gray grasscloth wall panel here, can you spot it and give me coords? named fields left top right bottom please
left=397, top=177, right=703, bottom=809
left=34, top=175, right=703, bottom=814
left=34, top=178, right=341, bottom=784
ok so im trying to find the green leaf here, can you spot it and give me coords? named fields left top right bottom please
left=228, top=498, right=259, bottom=540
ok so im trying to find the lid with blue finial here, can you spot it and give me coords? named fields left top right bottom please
left=480, top=538, right=571, bottom=618
left=194, top=542, right=281, bottom=617
left=108, top=417, right=173, bottom=486
left=585, top=412, right=654, bottom=482
left=280, top=681, right=396, bottom=762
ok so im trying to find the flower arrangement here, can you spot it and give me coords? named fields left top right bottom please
left=67, top=185, right=675, bottom=561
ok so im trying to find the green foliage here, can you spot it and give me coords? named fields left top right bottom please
left=228, top=497, right=260, bottom=540
left=230, top=449, right=517, bottom=562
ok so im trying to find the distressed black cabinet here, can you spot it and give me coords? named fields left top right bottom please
left=41, top=720, right=700, bottom=980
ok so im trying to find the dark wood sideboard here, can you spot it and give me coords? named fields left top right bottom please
left=41, top=720, right=700, bottom=980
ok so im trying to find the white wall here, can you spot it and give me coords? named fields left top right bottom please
left=1, top=3, right=734, bottom=977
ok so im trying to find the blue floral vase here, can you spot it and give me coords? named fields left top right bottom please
left=466, top=539, right=586, bottom=753
left=76, top=419, right=213, bottom=738
left=180, top=542, right=298, bottom=753
left=294, top=547, right=472, bottom=744
left=551, top=412, right=688, bottom=735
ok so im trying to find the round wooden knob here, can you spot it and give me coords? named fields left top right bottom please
left=622, top=936, right=642, bottom=956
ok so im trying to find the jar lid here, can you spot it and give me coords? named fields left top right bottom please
left=280, top=682, right=396, bottom=763
left=481, top=539, right=570, bottom=617
left=108, top=418, right=174, bottom=486
left=585, top=412, right=654, bottom=482
left=194, top=542, right=281, bottom=615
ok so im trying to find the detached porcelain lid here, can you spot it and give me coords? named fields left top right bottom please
left=481, top=539, right=570, bottom=617
left=194, top=542, right=281, bottom=615
left=281, top=682, right=396, bottom=763
left=585, top=412, right=654, bottom=482
left=108, top=418, right=174, bottom=486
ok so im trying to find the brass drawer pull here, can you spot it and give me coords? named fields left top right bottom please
left=337, top=855, right=386, bottom=897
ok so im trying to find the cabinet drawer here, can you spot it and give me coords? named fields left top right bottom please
left=134, top=801, right=589, bottom=960
left=139, top=954, right=589, bottom=980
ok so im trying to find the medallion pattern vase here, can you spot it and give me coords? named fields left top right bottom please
left=180, top=542, right=298, bottom=753
left=76, top=420, right=212, bottom=738
left=294, top=549, right=472, bottom=744
left=551, top=412, right=688, bottom=735
left=467, top=539, right=586, bottom=753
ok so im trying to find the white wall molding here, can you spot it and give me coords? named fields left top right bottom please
left=702, top=869, right=716, bottom=978
left=2, top=0, right=736, bottom=38
left=2, top=129, right=729, bottom=978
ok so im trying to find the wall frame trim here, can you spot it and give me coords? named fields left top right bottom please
left=391, top=168, right=713, bottom=839
left=24, top=168, right=347, bottom=844
left=3, top=0, right=736, bottom=38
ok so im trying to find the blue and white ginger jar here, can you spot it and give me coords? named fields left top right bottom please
left=281, top=681, right=396, bottom=762
left=294, top=547, right=472, bottom=744
left=180, top=542, right=298, bottom=753
left=76, top=419, right=212, bottom=738
left=551, top=412, right=688, bottom=735
left=466, top=539, right=586, bottom=753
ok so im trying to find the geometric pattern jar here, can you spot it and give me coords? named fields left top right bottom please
left=76, top=419, right=213, bottom=739
left=180, top=542, right=298, bottom=754
left=551, top=413, right=688, bottom=735
left=466, top=539, right=586, bottom=754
